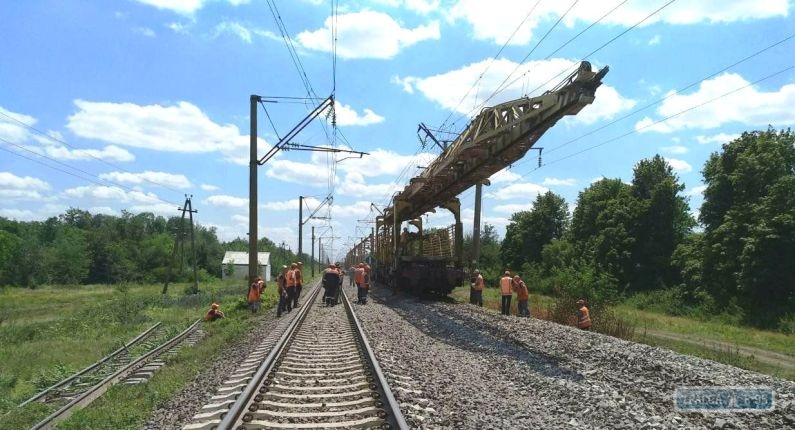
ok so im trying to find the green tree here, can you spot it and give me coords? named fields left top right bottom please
left=501, top=191, right=569, bottom=270
left=44, top=226, right=90, bottom=284
left=629, top=155, right=695, bottom=291
left=568, top=178, right=635, bottom=291
left=700, top=128, right=795, bottom=327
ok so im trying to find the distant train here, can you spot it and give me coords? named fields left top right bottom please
left=346, top=61, right=609, bottom=296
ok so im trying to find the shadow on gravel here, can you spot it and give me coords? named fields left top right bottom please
left=367, top=287, right=583, bottom=382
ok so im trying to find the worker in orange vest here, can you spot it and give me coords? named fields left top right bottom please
left=576, top=299, right=592, bottom=330
left=499, top=271, right=513, bottom=315
left=294, top=262, right=304, bottom=308
left=248, top=276, right=264, bottom=313
left=513, top=275, right=529, bottom=317
left=470, top=269, right=484, bottom=306
left=354, top=263, right=366, bottom=304
left=204, top=303, right=225, bottom=321
left=285, top=263, right=298, bottom=313
left=276, top=265, right=288, bottom=317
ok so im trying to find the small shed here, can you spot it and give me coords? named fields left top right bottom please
left=221, top=251, right=271, bottom=282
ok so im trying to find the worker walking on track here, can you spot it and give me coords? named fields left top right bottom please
left=294, top=262, right=304, bottom=308
left=499, top=271, right=513, bottom=316
left=513, top=275, right=529, bottom=317
left=577, top=299, right=592, bottom=330
left=285, top=263, right=298, bottom=313
left=322, top=263, right=341, bottom=306
left=471, top=269, right=484, bottom=307
left=276, top=265, right=288, bottom=317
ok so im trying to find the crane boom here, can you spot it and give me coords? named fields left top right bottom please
left=389, top=61, right=609, bottom=224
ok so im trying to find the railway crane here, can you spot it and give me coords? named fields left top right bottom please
left=347, top=61, right=609, bottom=295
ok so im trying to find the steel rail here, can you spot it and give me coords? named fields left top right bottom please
left=18, top=322, right=162, bottom=408
left=217, top=284, right=322, bottom=428
left=340, top=288, right=409, bottom=430
left=31, top=320, right=201, bottom=430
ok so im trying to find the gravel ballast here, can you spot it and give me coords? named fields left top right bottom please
left=144, top=284, right=795, bottom=429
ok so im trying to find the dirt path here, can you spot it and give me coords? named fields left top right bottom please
left=639, top=328, right=795, bottom=372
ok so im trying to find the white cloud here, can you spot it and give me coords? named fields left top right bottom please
left=0, top=106, right=36, bottom=142
left=134, top=0, right=248, bottom=15
left=67, top=100, right=263, bottom=164
left=488, top=168, right=521, bottom=184
left=336, top=149, right=435, bottom=178
left=336, top=172, right=401, bottom=196
left=686, top=185, right=707, bottom=197
left=296, top=11, right=440, bottom=59
left=485, top=182, right=547, bottom=200
left=167, top=22, right=190, bottom=34
left=660, top=145, right=688, bottom=154
left=265, top=159, right=331, bottom=185
left=493, top=203, right=533, bottom=214
left=135, top=27, right=156, bottom=37
left=396, top=58, right=633, bottom=124
left=664, top=157, right=693, bottom=173
left=648, top=34, right=661, bottom=45
left=447, top=1, right=788, bottom=45
left=214, top=21, right=252, bottom=43
left=0, top=172, right=50, bottom=191
left=27, top=143, right=135, bottom=162
left=635, top=73, right=795, bottom=133
left=696, top=132, right=740, bottom=144
left=204, top=194, right=248, bottom=208
left=201, top=183, right=219, bottom=191
left=334, top=101, right=385, bottom=126
left=542, top=177, right=576, bottom=186
left=99, top=171, right=192, bottom=189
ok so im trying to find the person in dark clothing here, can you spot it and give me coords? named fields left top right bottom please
left=322, top=264, right=341, bottom=306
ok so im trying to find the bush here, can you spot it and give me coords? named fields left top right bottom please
left=624, top=287, right=694, bottom=316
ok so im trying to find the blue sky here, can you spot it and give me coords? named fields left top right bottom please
left=1, top=0, right=794, bottom=261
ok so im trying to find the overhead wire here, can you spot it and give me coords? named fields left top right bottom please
left=452, top=62, right=795, bottom=219
left=0, top=136, right=183, bottom=207
left=0, top=109, right=186, bottom=196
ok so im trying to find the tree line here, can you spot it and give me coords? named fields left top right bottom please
left=0, top=209, right=300, bottom=288
left=487, top=128, right=794, bottom=329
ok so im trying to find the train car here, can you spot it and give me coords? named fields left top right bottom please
left=346, top=61, right=609, bottom=296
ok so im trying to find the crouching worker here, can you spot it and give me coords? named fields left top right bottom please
left=204, top=303, right=225, bottom=321
left=322, top=263, right=341, bottom=306
left=576, top=299, right=592, bottom=330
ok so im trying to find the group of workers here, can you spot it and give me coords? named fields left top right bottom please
left=208, top=261, right=592, bottom=331
left=470, top=269, right=593, bottom=330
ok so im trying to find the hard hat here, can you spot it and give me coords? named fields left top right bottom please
left=504, top=271, right=510, bottom=276
left=211, top=303, right=219, bottom=309
left=473, top=269, right=480, bottom=273
left=513, top=275, right=520, bottom=281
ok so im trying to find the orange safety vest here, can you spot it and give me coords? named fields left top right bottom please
left=354, top=268, right=365, bottom=284
left=515, top=281, right=529, bottom=301
left=473, top=274, right=484, bottom=291
left=499, top=276, right=513, bottom=296
left=286, top=269, right=297, bottom=288
left=578, top=306, right=592, bottom=329
left=248, top=282, right=261, bottom=302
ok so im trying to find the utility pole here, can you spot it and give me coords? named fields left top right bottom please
left=311, top=226, right=315, bottom=277
left=472, top=179, right=490, bottom=267
left=163, top=195, right=199, bottom=294
left=248, top=95, right=259, bottom=283
left=298, top=196, right=303, bottom=260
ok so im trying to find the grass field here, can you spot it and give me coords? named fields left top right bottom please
left=0, top=279, right=284, bottom=429
left=450, top=286, right=795, bottom=381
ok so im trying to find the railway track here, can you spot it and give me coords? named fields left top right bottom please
left=184, top=281, right=408, bottom=429
left=27, top=320, right=204, bottom=430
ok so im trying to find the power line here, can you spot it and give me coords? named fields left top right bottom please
left=0, top=109, right=185, bottom=194
left=0, top=136, right=182, bottom=208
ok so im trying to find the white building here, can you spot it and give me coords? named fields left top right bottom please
left=221, top=251, right=271, bottom=282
